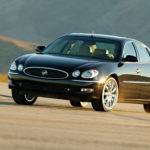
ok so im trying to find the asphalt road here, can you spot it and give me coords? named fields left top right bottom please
left=0, top=83, right=150, bottom=150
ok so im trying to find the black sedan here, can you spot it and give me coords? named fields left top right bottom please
left=8, top=33, right=150, bottom=112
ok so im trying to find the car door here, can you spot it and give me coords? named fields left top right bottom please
left=118, top=42, right=141, bottom=101
left=134, top=42, right=150, bottom=100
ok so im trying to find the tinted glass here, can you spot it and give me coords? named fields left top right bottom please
left=43, top=36, right=121, bottom=61
left=135, top=43, right=150, bottom=63
left=123, top=43, right=137, bottom=58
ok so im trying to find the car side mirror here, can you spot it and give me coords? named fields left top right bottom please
left=35, top=46, right=45, bottom=53
left=122, top=55, right=137, bottom=62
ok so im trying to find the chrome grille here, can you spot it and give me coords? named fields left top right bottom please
left=24, top=67, right=69, bottom=79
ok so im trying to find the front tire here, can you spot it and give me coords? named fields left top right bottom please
left=143, top=104, right=150, bottom=113
left=12, top=88, right=37, bottom=105
left=92, top=77, right=118, bottom=112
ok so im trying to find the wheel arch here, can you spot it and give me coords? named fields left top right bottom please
left=109, top=74, right=119, bottom=87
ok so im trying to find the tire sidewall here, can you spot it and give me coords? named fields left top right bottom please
left=102, top=77, right=118, bottom=111
left=12, top=88, right=37, bottom=105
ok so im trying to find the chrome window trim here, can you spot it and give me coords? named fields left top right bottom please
left=123, top=80, right=150, bottom=85
left=23, top=66, right=69, bottom=79
left=130, top=99, right=150, bottom=101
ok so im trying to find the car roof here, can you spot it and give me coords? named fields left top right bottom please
left=65, top=33, right=140, bottom=44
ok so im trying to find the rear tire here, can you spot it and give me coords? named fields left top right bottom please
left=92, top=77, right=118, bottom=112
left=12, top=88, right=37, bottom=105
left=70, top=99, right=88, bottom=107
left=143, top=104, right=150, bottom=113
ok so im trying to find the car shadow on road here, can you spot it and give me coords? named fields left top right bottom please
left=0, top=101, right=16, bottom=105
left=0, top=94, right=94, bottom=111
left=0, top=94, right=12, bottom=98
left=33, top=103, right=94, bottom=112
left=0, top=94, right=16, bottom=105
left=0, top=94, right=149, bottom=116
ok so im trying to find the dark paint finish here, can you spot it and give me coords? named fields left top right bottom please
left=8, top=33, right=150, bottom=104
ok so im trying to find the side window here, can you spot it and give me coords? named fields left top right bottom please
left=123, top=42, right=137, bottom=59
left=135, top=43, right=150, bottom=63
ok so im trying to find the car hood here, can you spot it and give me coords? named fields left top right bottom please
left=18, top=53, right=109, bottom=72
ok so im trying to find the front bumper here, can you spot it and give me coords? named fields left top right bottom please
left=8, top=71, right=103, bottom=101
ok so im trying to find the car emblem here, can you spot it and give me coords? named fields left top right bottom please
left=41, top=70, right=48, bottom=76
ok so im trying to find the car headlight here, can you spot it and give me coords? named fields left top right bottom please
left=18, top=64, right=24, bottom=71
left=81, top=69, right=99, bottom=79
left=72, top=70, right=80, bottom=78
left=10, top=61, right=17, bottom=71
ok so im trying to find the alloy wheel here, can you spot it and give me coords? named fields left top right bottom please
left=102, top=77, right=118, bottom=111
left=24, top=94, right=36, bottom=102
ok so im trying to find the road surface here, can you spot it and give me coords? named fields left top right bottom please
left=0, top=83, right=150, bottom=150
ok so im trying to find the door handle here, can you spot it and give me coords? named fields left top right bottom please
left=136, top=69, right=141, bottom=74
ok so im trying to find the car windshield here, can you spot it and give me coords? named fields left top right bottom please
left=43, top=36, right=121, bottom=61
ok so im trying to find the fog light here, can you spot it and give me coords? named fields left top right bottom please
left=81, top=88, right=94, bottom=92
left=18, top=64, right=24, bottom=71
left=72, top=70, right=80, bottom=78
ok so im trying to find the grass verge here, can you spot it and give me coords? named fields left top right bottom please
left=0, top=73, right=8, bottom=82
